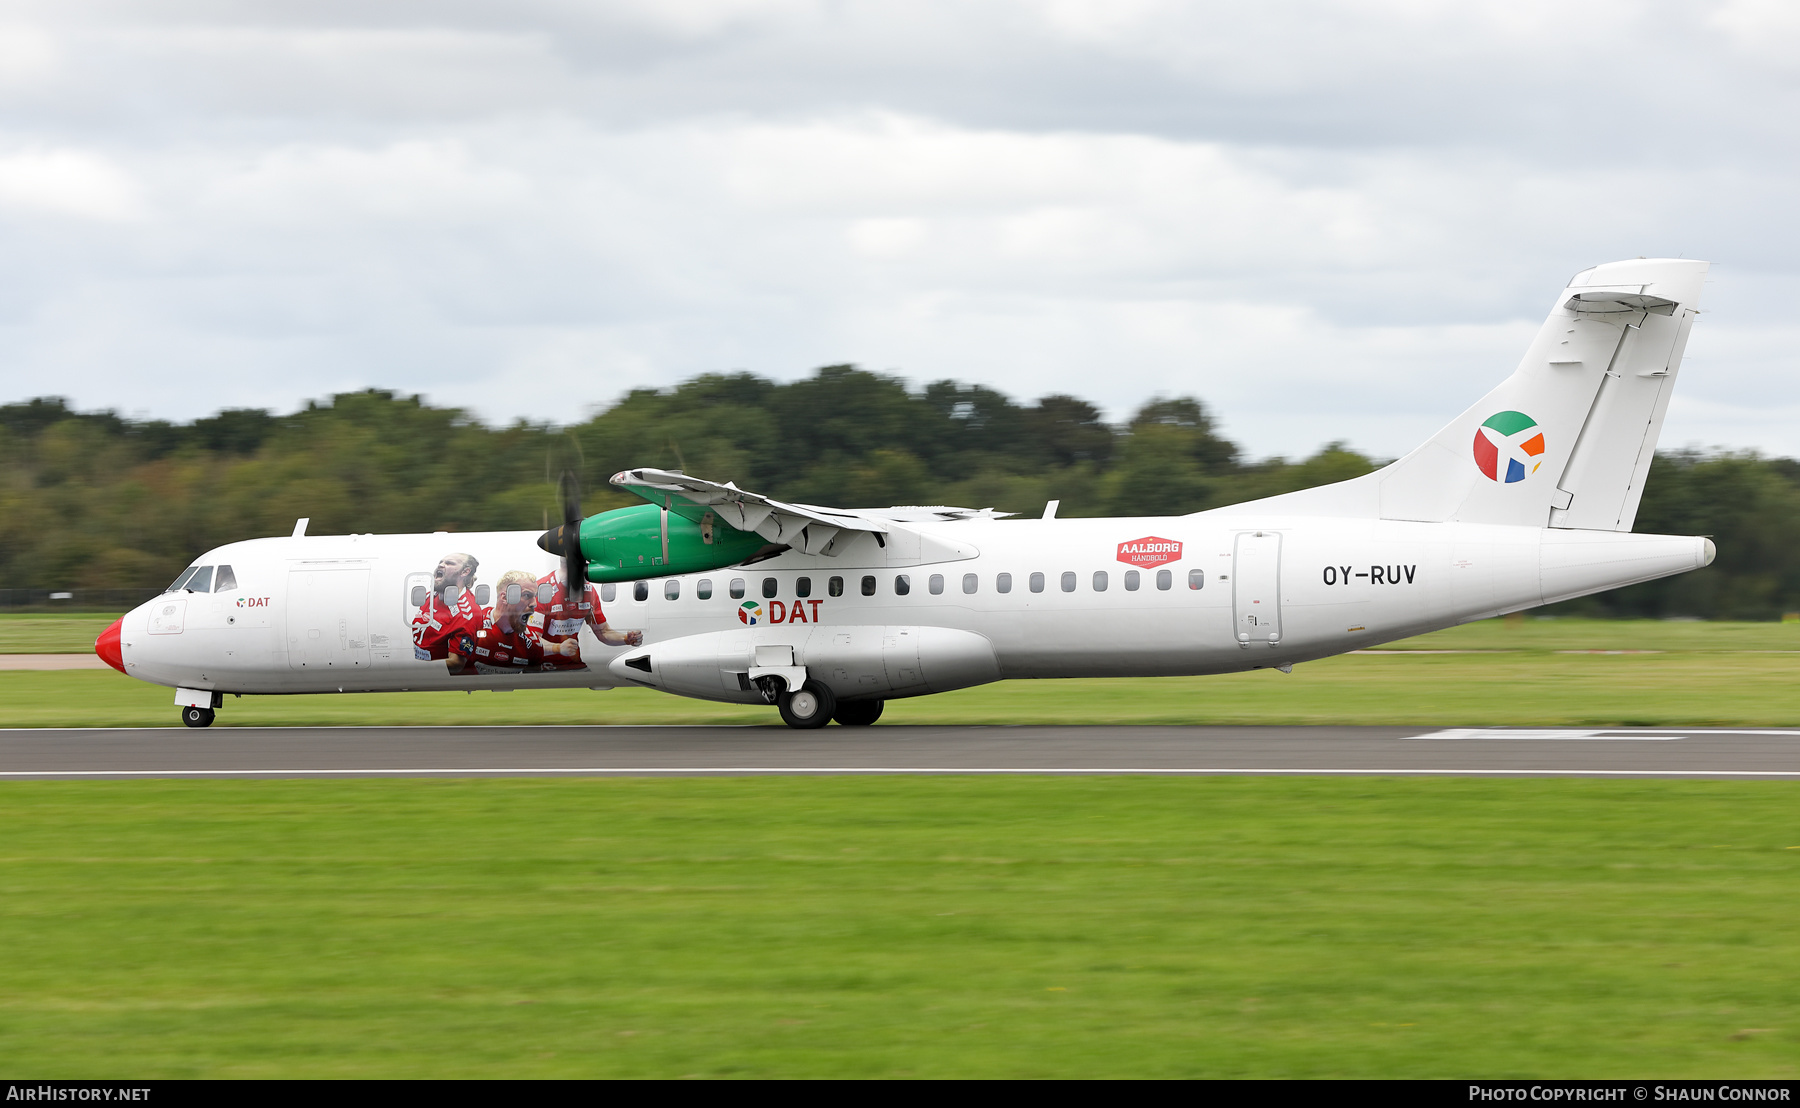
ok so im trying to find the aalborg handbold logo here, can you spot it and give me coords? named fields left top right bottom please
left=1117, top=536, right=1183, bottom=568
left=738, top=601, right=763, bottom=625
left=1472, top=411, right=1546, bottom=483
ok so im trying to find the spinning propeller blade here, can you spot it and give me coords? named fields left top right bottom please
left=560, top=470, right=586, bottom=595
left=536, top=470, right=587, bottom=595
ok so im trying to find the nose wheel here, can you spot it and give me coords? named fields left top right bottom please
left=181, top=705, right=216, bottom=728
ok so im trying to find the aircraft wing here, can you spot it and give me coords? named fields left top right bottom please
left=611, top=468, right=887, bottom=556
left=609, top=468, right=1010, bottom=556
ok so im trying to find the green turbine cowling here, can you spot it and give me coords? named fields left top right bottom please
left=577, top=502, right=775, bottom=583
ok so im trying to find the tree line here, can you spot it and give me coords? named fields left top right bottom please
left=3, top=365, right=1796, bottom=618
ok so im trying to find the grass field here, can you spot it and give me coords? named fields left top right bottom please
left=4, top=615, right=1798, bottom=1077
left=5, top=616, right=1798, bottom=728
left=0, top=777, right=1794, bottom=1078
left=0, top=612, right=119, bottom=654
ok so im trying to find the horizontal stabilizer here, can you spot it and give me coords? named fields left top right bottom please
left=1565, top=288, right=1680, bottom=315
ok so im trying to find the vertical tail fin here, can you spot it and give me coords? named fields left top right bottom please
left=1219, top=258, right=1707, bottom=529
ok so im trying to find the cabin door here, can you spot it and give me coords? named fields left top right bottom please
left=286, top=567, right=372, bottom=671
left=1232, top=531, right=1282, bottom=647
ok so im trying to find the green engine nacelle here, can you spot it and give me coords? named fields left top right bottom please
left=579, top=502, right=774, bottom=583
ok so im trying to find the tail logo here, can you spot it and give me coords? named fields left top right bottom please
left=1473, top=411, right=1546, bottom=483
left=738, top=601, right=762, bottom=625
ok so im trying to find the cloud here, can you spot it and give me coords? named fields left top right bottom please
left=0, top=25, right=58, bottom=87
left=0, top=2, right=1794, bottom=462
left=0, top=147, right=139, bottom=220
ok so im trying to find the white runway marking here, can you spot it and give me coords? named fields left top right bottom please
left=3, top=767, right=1800, bottom=778
left=1407, top=728, right=1800, bottom=741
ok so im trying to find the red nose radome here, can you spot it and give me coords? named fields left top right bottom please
left=95, top=618, right=125, bottom=673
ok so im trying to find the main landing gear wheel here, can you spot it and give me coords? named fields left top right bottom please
left=777, top=680, right=836, bottom=730
left=832, top=699, right=884, bottom=727
left=181, top=706, right=216, bottom=728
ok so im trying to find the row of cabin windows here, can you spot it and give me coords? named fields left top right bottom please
left=409, top=582, right=556, bottom=609
left=605, top=568, right=1204, bottom=602
left=165, top=564, right=238, bottom=594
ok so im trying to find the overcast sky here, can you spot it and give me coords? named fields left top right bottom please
left=2, top=0, right=1797, bottom=460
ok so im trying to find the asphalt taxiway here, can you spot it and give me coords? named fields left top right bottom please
left=1, top=724, right=1799, bottom=778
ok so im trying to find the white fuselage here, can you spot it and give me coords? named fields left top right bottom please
left=113, top=513, right=1711, bottom=703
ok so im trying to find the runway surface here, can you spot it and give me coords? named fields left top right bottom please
left=0, top=654, right=109, bottom=669
left=3, top=724, right=1800, bottom=778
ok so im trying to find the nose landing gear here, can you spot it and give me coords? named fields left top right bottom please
left=176, top=689, right=223, bottom=728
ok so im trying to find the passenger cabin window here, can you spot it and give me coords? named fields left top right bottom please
left=762, top=577, right=778, bottom=599
left=602, top=583, right=617, bottom=603
left=894, top=574, right=911, bottom=596
left=963, top=573, right=978, bottom=594
left=475, top=584, right=490, bottom=606
left=537, top=583, right=555, bottom=604
left=1156, top=569, right=1172, bottom=591
left=796, top=577, right=812, bottom=598
left=411, top=585, right=428, bottom=607
left=633, top=581, right=649, bottom=601
left=697, top=579, right=713, bottom=600
left=1029, top=572, right=1045, bottom=593
left=1124, top=570, right=1139, bottom=591
left=214, top=565, right=237, bottom=592
left=730, top=578, right=746, bottom=599
left=1189, top=569, right=1205, bottom=590
left=861, top=575, right=877, bottom=596
left=1093, top=571, right=1108, bottom=592
left=1060, top=571, right=1076, bottom=593
left=996, top=572, right=1012, bottom=594
left=186, top=566, right=214, bottom=593
left=665, top=580, right=680, bottom=600
left=928, top=574, right=944, bottom=595
left=829, top=576, right=844, bottom=597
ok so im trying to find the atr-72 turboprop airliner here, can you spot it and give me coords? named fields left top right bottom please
left=96, top=259, right=1717, bottom=728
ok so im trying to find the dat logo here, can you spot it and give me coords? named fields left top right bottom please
left=235, top=597, right=271, bottom=608
left=1473, top=411, right=1546, bottom=484
left=738, top=599, right=823, bottom=626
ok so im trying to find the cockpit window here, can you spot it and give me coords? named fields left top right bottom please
left=185, top=566, right=213, bottom=593
left=166, top=567, right=198, bottom=593
left=213, top=565, right=237, bottom=592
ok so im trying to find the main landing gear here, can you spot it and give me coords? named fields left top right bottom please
left=832, top=699, right=884, bottom=727
left=773, top=680, right=885, bottom=729
left=777, top=679, right=837, bottom=729
left=181, top=705, right=216, bottom=728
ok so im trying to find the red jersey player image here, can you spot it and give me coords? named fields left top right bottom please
left=460, top=568, right=569, bottom=676
left=411, top=551, right=484, bottom=672
left=531, top=565, right=642, bottom=671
